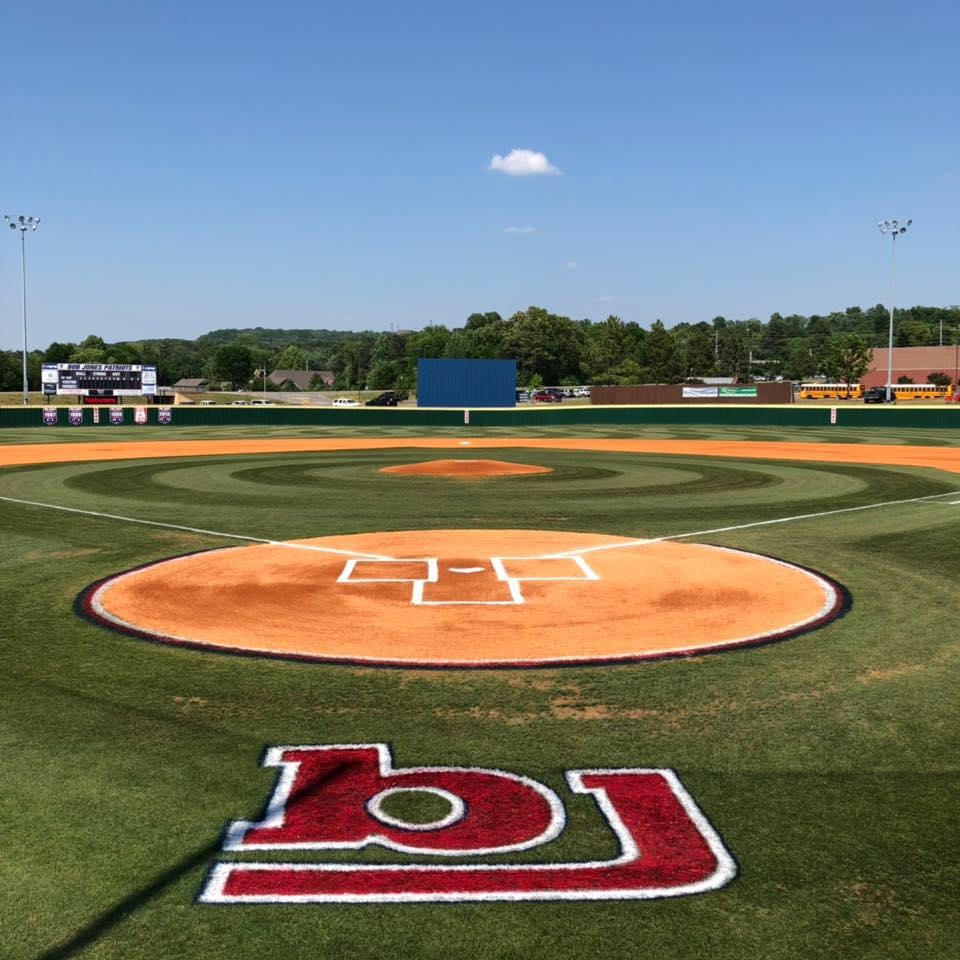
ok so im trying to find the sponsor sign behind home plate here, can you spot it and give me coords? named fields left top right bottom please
left=80, top=529, right=845, bottom=667
left=198, top=744, right=737, bottom=904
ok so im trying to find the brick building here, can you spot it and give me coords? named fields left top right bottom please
left=863, top=346, right=960, bottom=387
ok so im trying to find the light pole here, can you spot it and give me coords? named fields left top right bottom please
left=878, top=218, right=911, bottom=402
left=5, top=214, right=41, bottom=405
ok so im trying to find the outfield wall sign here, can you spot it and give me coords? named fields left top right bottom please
left=718, top=386, right=757, bottom=397
left=109, top=407, right=125, bottom=425
left=199, top=744, right=736, bottom=904
left=42, top=407, right=57, bottom=426
left=682, top=386, right=718, bottom=398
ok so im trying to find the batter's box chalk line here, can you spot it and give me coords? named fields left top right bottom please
left=337, top=554, right=600, bottom=606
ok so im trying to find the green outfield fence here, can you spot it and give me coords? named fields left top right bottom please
left=2, top=404, right=960, bottom=429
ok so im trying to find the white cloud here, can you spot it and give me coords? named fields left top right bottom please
left=503, top=225, right=536, bottom=235
left=564, top=261, right=577, bottom=270
left=489, top=149, right=560, bottom=176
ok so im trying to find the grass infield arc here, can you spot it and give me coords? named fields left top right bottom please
left=77, top=530, right=848, bottom=669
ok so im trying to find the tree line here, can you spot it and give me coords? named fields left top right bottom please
left=2, top=303, right=959, bottom=393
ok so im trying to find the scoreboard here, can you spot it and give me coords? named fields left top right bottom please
left=42, top=363, right=157, bottom=396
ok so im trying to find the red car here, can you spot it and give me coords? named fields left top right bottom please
left=531, top=390, right=562, bottom=403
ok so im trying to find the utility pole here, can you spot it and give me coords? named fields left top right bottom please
left=4, top=215, right=41, bottom=405
left=878, top=219, right=911, bottom=402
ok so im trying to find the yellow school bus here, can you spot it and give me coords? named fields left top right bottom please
left=888, top=383, right=949, bottom=400
left=798, top=382, right=864, bottom=399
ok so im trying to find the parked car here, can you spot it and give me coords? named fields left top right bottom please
left=366, top=392, right=400, bottom=406
left=333, top=397, right=362, bottom=407
left=863, top=387, right=895, bottom=404
left=230, top=400, right=248, bottom=406
left=515, top=390, right=531, bottom=403
left=574, top=387, right=591, bottom=397
left=532, top=390, right=562, bottom=403
left=249, top=398, right=274, bottom=406
left=199, top=400, right=215, bottom=406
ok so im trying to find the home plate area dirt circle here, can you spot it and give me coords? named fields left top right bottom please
left=80, top=530, right=845, bottom=667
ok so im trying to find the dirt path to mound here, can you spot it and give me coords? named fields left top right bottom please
left=4, top=436, right=960, bottom=475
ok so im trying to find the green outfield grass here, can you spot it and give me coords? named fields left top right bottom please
left=2, top=435, right=959, bottom=959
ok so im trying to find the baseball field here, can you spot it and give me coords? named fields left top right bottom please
left=2, top=420, right=958, bottom=959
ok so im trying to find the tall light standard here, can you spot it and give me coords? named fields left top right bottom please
left=878, top=218, right=911, bottom=402
left=5, top=214, right=41, bottom=405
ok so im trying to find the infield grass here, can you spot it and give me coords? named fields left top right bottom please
left=1, top=437, right=958, bottom=959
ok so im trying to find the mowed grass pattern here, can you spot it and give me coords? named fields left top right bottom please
left=1, top=438, right=959, bottom=960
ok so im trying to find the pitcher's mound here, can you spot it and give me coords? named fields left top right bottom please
left=379, top=459, right=552, bottom=478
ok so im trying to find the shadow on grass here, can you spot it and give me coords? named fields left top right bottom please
left=35, top=760, right=345, bottom=960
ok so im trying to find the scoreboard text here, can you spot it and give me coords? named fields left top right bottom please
left=42, top=364, right=157, bottom=397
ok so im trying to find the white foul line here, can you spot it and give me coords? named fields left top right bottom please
left=540, top=489, right=960, bottom=559
left=0, top=495, right=393, bottom=560
left=1, top=487, right=959, bottom=565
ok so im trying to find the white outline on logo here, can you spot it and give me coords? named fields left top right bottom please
left=366, top=787, right=466, bottom=832
left=199, top=744, right=737, bottom=905
left=221, top=744, right=566, bottom=856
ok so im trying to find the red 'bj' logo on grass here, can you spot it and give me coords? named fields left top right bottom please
left=198, top=744, right=736, bottom=904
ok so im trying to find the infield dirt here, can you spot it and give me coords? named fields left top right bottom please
left=82, top=530, right=842, bottom=667
left=5, top=436, right=960, bottom=474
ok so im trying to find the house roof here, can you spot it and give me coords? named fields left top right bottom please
left=173, top=378, right=208, bottom=387
left=267, top=369, right=333, bottom=390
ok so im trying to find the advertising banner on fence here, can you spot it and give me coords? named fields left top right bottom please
left=134, top=407, right=148, bottom=425
left=92, top=407, right=101, bottom=425
left=158, top=407, right=172, bottom=425
left=42, top=407, right=58, bottom=426
left=682, top=386, right=719, bottom=398
left=719, top=386, right=758, bottom=397
left=109, top=407, right=125, bottom=425
left=68, top=407, right=84, bottom=426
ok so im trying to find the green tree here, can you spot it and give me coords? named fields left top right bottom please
left=43, top=342, right=76, bottom=363
left=500, top=308, right=583, bottom=384
left=406, top=326, right=451, bottom=361
left=780, top=339, right=817, bottom=381
left=895, top=317, right=933, bottom=347
left=211, top=343, right=255, bottom=388
left=928, top=372, right=952, bottom=388
left=0, top=351, right=20, bottom=390
left=593, top=358, right=646, bottom=385
left=640, top=320, right=681, bottom=382
left=582, top=316, right=636, bottom=382
left=717, top=326, right=751, bottom=380
left=681, top=326, right=715, bottom=379
left=69, top=346, right=108, bottom=364
left=820, top=334, right=872, bottom=396
left=273, top=345, right=306, bottom=370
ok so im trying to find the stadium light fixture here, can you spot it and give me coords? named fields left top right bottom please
left=4, top=214, right=41, bottom=405
left=878, top=218, right=911, bottom=402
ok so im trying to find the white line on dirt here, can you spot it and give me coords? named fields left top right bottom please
left=0, top=495, right=393, bottom=560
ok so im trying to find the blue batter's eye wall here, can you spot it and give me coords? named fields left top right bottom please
left=417, top=358, right=517, bottom=408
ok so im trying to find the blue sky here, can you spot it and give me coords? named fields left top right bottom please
left=2, top=0, right=957, bottom=347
